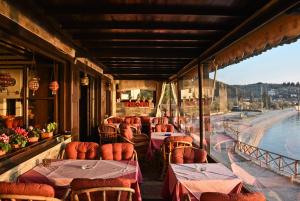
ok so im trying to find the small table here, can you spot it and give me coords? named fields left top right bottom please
left=19, top=160, right=142, bottom=201
left=146, top=132, right=186, bottom=160
left=162, top=163, right=242, bottom=201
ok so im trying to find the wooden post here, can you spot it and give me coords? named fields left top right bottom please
left=198, top=62, right=204, bottom=149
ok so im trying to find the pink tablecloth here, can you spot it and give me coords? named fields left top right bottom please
left=162, top=163, right=242, bottom=201
left=146, top=132, right=186, bottom=160
left=18, top=160, right=142, bottom=201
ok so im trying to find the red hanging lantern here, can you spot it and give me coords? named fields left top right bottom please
left=49, top=81, right=59, bottom=95
left=28, top=77, right=39, bottom=96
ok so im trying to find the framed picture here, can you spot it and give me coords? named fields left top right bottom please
left=0, top=68, right=23, bottom=99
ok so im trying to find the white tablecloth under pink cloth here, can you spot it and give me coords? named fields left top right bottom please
left=146, top=132, right=186, bottom=160
left=19, top=160, right=142, bottom=201
left=162, top=163, right=242, bottom=201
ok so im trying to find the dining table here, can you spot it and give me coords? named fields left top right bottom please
left=162, top=163, right=243, bottom=201
left=146, top=132, right=186, bottom=160
left=18, top=159, right=143, bottom=201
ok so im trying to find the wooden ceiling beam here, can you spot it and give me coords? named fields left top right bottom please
left=73, top=32, right=219, bottom=41
left=87, top=47, right=202, bottom=58
left=81, top=40, right=210, bottom=48
left=113, top=74, right=169, bottom=80
left=62, top=21, right=231, bottom=31
left=105, top=69, right=177, bottom=74
left=106, top=64, right=180, bottom=68
left=101, top=60, right=186, bottom=64
left=46, top=4, right=245, bottom=17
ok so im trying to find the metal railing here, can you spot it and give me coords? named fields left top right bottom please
left=236, top=141, right=299, bottom=178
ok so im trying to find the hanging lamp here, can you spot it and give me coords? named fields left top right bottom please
left=28, top=53, right=39, bottom=96
left=80, top=61, right=89, bottom=86
left=49, top=61, right=59, bottom=95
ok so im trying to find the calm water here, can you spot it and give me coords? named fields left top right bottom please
left=259, top=113, right=300, bottom=160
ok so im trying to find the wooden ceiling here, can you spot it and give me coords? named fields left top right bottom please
left=9, top=0, right=300, bottom=80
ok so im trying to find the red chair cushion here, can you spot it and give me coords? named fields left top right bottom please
left=155, top=124, right=174, bottom=132
left=166, top=136, right=193, bottom=143
left=162, top=117, right=169, bottom=124
left=200, top=192, right=266, bottom=201
left=172, top=147, right=207, bottom=163
left=0, top=182, right=55, bottom=197
left=101, top=143, right=134, bottom=160
left=65, top=142, right=99, bottom=160
left=120, top=124, right=133, bottom=140
left=71, top=178, right=131, bottom=201
left=125, top=117, right=132, bottom=124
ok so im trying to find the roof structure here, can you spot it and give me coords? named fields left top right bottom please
left=9, top=0, right=300, bottom=80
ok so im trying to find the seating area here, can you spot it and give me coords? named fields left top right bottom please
left=1, top=0, right=292, bottom=200
left=0, top=129, right=266, bottom=201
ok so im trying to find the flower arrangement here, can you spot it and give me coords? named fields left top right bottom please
left=10, top=127, right=28, bottom=148
left=41, top=122, right=57, bottom=139
left=28, top=126, right=41, bottom=138
left=45, top=122, right=57, bottom=133
left=27, top=126, right=41, bottom=143
left=0, top=133, right=11, bottom=155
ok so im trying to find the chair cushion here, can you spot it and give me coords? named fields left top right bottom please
left=120, top=124, right=133, bottom=140
left=71, top=178, right=131, bottom=201
left=0, top=182, right=55, bottom=197
left=166, top=136, right=193, bottom=143
left=125, top=117, right=133, bottom=124
left=155, top=124, right=174, bottom=132
left=101, top=143, right=134, bottom=160
left=162, top=117, right=169, bottom=124
left=172, top=147, right=207, bottom=163
left=200, top=192, right=266, bottom=201
left=65, top=142, right=99, bottom=160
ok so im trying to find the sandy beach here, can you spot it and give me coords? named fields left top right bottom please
left=223, top=108, right=298, bottom=146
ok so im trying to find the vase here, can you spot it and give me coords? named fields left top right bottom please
left=0, top=149, right=6, bottom=156
left=28, top=137, right=39, bottom=143
left=5, top=117, right=14, bottom=128
left=41, top=132, right=53, bottom=139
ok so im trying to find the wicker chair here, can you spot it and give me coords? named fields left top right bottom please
left=98, top=124, right=118, bottom=145
left=70, top=178, right=135, bottom=201
left=121, top=125, right=149, bottom=159
left=160, top=136, right=193, bottom=178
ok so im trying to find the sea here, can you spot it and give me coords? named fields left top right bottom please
left=259, top=113, right=300, bottom=160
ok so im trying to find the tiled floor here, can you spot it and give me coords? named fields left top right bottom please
left=139, top=153, right=166, bottom=200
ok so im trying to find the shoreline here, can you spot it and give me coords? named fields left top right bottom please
left=228, top=109, right=298, bottom=147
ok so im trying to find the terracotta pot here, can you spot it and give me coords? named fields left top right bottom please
left=0, top=149, right=6, bottom=156
left=64, top=134, right=71, bottom=140
left=41, top=132, right=53, bottom=139
left=28, top=136, right=39, bottom=143
left=5, top=117, right=14, bottom=128
left=12, top=143, right=20, bottom=149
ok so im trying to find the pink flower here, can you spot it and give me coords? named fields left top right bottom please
left=13, top=127, right=28, bottom=137
left=0, top=133, right=9, bottom=144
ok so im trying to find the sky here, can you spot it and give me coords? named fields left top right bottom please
left=209, top=40, right=300, bottom=85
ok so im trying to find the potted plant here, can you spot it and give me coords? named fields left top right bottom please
left=10, top=127, right=28, bottom=149
left=41, top=122, right=57, bottom=139
left=0, top=133, right=11, bottom=156
left=27, top=126, right=41, bottom=143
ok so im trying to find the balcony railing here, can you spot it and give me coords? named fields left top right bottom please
left=222, top=119, right=299, bottom=178
left=235, top=141, right=299, bottom=178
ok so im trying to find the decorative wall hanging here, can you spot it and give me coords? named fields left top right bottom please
left=0, top=73, right=16, bottom=92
